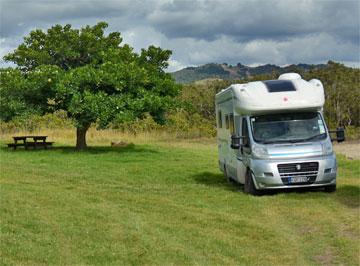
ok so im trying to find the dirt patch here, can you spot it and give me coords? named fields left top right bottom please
left=313, top=248, right=336, bottom=266
left=111, top=141, right=131, bottom=147
left=297, top=225, right=319, bottom=235
left=333, top=140, right=360, bottom=160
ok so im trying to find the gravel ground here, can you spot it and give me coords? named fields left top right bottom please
left=333, top=140, right=360, bottom=160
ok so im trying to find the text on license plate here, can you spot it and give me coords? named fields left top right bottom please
left=289, top=176, right=308, bottom=183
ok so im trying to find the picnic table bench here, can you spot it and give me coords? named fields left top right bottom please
left=7, top=136, right=54, bottom=150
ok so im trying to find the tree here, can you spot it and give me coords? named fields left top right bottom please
left=2, top=22, right=181, bottom=149
left=303, top=61, right=360, bottom=128
left=0, top=68, right=30, bottom=121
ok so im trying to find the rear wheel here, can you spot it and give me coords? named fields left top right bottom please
left=324, top=184, right=336, bottom=193
left=244, top=171, right=261, bottom=195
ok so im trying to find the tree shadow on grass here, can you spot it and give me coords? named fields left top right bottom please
left=191, top=171, right=243, bottom=192
left=191, top=171, right=360, bottom=204
left=58, top=144, right=160, bottom=155
left=271, top=185, right=360, bottom=206
left=1, top=143, right=159, bottom=155
left=191, top=171, right=321, bottom=196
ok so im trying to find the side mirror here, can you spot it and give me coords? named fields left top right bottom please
left=330, top=127, right=345, bottom=142
left=336, top=127, right=345, bottom=143
left=231, top=135, right=241, bottom=149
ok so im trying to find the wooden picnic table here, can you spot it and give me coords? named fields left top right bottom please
left=8, top=136, right=54, bottom=150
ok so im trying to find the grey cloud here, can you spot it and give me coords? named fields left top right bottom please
left=0, top=0, right=154, bottom=37
left=162, top=33, right=359, bottom=67
left=148, top=0, right=359, bottom=44
left=0, top=0, right=358, bottom=70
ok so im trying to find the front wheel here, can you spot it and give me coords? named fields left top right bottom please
left=324, top=184, right=336, bottom=193
left=244, top=171, right=261, bottom=195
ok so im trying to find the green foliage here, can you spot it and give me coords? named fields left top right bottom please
left=343, top=126, right=360, bottom=140
left=0, top=110, right=72, bottom=134
left=166, top=109, right=216, bottom=138
left=2, top=22, right=180, bottom=148
left=4, top=22, right=123, bottom=71
left=303, top=61, right=360, bottom=128
left=0, top=68, right=37, bottom=121
left=180, top=81, right=223, bottom=121
left=111, top=113, right=163, bottom=134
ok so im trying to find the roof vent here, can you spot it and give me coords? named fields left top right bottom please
left=278, top=73, right=301, bottom=80
left=263, top=80, right=296, bottom=93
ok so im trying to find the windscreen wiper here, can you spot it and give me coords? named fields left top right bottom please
left=262, top=134, right=326, bottom=144
left=262, top=139, right=291, bottom=144
left=291, top=133, right=327, bottom=143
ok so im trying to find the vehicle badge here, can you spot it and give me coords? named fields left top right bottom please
left=283, top=96, right=288, bottom=102
left=296, top=164, right=301, bottom=170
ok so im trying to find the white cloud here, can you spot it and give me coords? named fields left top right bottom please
left=0, top=37, right=20, bottom=67
left=121, top=26, right=165, bottom=52
left=166, top=59, right=188, bottom=72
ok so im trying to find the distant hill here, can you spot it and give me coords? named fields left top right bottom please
left=170, top=62, right=326, bottom=83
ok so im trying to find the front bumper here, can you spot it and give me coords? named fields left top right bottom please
left=249, top=154, right=337, bottom=190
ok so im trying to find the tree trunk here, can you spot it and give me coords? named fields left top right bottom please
left=76, top=126, right=89, bottom=150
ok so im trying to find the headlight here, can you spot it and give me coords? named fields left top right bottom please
left=252, top=144, right=269, bottom=159
left=322, top=141, right=333, bottom=155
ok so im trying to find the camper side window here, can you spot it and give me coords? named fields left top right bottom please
left=229, top=114, right=235, bottom=135
left=225, top=115, right=229, bottom=129
left=217, top=110, right=222, bottom=128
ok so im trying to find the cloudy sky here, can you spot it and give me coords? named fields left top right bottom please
left=0, top=0, right=359, bottom=71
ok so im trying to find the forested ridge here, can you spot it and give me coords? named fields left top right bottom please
left=171, top=62, right=326, bottom=84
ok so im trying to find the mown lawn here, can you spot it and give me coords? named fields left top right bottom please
left=0, top=141, right=359, bottom=265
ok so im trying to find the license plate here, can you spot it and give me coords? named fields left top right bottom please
left=289, top=176, right=308, bottom=183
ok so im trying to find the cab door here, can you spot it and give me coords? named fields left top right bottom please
left=236, top=117, right=250, bottom=184
left=226, top=113, right=236, bottom=178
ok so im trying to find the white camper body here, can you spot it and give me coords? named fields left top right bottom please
left=215, top=73, right=340, bottom=194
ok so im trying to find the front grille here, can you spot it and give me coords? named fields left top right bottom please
left=278, top=162, right=319, bottom=185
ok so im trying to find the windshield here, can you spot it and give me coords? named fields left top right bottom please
left=250, top=112, right=327, bottom=144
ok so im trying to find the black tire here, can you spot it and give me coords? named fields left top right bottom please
left=244, top=171, right=261, bottom=195
left=324, top=184, right=336, bottom=193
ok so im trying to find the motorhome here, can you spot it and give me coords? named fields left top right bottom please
left=215, top=73, right=345, bottom=195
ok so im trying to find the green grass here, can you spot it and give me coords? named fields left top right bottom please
left=0, top=142, right=359, bottom=265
